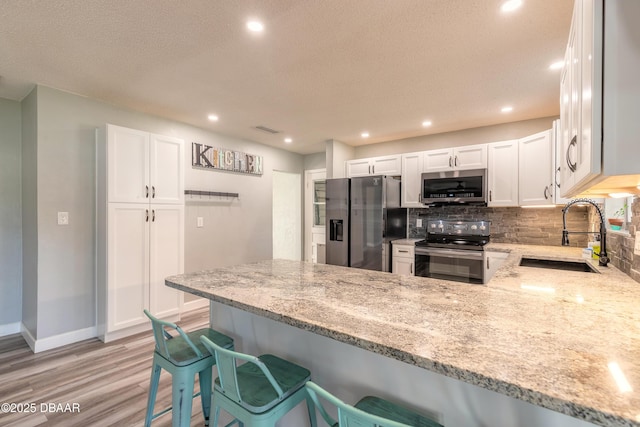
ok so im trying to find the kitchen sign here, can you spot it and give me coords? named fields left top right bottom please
left=192, top=142, right=263, bottom=175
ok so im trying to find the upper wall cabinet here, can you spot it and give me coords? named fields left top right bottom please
left=487, top=140, right=519, bottom=207
left=108, top=125, right=184, bottom=204
left=346, top=155, right=401, bottom=177
left=401, top=152, right=423, bottom=207
left=559, top=0, right=640, bottom=197
left=519, top=130, right=554, bottom=206
left=423, top=144, right=487, bottom=172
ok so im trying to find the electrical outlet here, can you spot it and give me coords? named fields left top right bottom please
left=416, top=218, right=423, bottom=228
left=57, top=212, right=69, bottom=226
left=197, top=217, right=204, bottom=228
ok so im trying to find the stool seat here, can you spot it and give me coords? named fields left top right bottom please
left=200, top=336, right=317, bottom=427
left=306, top=381, right=443, bottom=427
left=354, top=396, right=443, bottom=427
left=165, top=328, right=234, bottom=366
left=143, top=310, right=234, bottom=427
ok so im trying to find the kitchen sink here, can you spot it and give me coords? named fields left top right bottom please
left=519, top=257, right=598, bottom=273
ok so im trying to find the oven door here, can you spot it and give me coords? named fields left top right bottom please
left=415, top=246, right=486, bottom=284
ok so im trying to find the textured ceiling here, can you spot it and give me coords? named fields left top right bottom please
left=0, top=0, right=573, bottom=154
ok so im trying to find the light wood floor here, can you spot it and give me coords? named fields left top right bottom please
left=0, top=307, right=217, bottom=427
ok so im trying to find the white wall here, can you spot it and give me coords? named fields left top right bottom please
left=272, top=171, right=302, bottom=260
left=23, top=85, right=304, bottom=342
left=326, top=139, right=354, bottom=178
left=0, top=98, right=23, bottom=335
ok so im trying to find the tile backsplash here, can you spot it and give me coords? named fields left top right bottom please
left=408, top=205, right=590, bottom=247
left=605, top=197, right=640, bottom=283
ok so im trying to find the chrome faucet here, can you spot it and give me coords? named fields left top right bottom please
left=561, top=198, right=609, bottom=266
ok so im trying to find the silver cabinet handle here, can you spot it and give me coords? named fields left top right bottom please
left=544, top=186, right=549, bottom=199
left=566, top=136, right=577, bottom=172
left=398, top=250, right=409, bottom=253
left=555, top=166, right=561, bottom=188
left=410, top=263, right=413, bottom=274
left=487, top=257, right=490, bottom=269
left=489, top=190, right=492, bottom=202
left=145, top=185, right=149, bottom=198
left=152, top=209, right=155, bottom=222
left=372, top=165, right=375, bottom=174
left=145, top=209, right=149, bottom=222
left=368, top=165, right=371, bottom=174
left=449, top=156, right=452, bottom=167
left=152, top=186, right=155, bottom=198
left=454, top=156, right=458, bottom=167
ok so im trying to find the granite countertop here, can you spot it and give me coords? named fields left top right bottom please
left=166, top=244, right=640, bottom=427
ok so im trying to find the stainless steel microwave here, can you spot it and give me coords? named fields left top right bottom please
left=420, top=169, right=487, bottom=205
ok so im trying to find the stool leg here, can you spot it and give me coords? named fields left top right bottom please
left=144, top=360, right=162, bottom=427
left=213, top=405, right=220, bottom=427
left=199, top=367, right=212, bottom=426
left=171, top=369, right=196, bottom=427
left=306, top=394, right=318, bottom=427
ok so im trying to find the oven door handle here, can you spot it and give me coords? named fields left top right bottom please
left=415, top=247, right=484, bottom=260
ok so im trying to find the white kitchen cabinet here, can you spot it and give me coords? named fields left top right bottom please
left=559, top=0, right=640, bottom=197
left=98, top=124, right=185, bottom=342
left=108, top=124, right=184, bottom=204
left=487, top=140, right=519, bottom=207
left=346, top=155, right=401, bottom=177
left=423, top=144, right=487, bottom=172
left=392, top=243, right=414, bottom=276
left=519, top=130, right=554, bottom=206
left=552, top=120, right=572, bottom=205
left=401, top=152, right=423, bottom=207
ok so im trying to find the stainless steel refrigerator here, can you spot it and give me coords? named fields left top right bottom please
left=326, top=176, right=407, bottom=272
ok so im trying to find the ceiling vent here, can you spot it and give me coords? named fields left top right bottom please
left=253, top=125, right=281, bottom=134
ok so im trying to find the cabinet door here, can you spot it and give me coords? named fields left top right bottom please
left=393, top=257, right=414, bottom=276
left=346, top=159, right=372, bottom=177
left=108, top=125, right=150, bottom=203
left=553, top=120, right=572, bottom=205
left=149, top=205, right=184, bottom=319
left=107, top=204, right=150, bottom=331
left=519, top=130, right=554, bottom=206
left=575, top=0, right=602, bottom=186
left=454, top=144, right=487, bottom=170
left=559, top=35, right=575, bottom=197
left=401, top=153, right=424, bottom=207
left=150, top=134, right=184, bottom=204
left=423, top=149, right=453, bottom=172
left=371, top=155, right=401, bottom=176
left=487, top=140, right=518, bottom=207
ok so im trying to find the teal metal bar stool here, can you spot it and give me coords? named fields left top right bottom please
left=144, top=309, right=234, bottom=427
left=305, top=381, right=444, bottom=427
left=200, top=335, right=317, bottom=427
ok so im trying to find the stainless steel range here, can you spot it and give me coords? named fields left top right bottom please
left=414, top=219, right=490, bottom=284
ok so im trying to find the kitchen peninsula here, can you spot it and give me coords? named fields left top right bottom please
left=166, top=244, right=640, bottom=427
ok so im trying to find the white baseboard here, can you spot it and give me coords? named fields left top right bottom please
left=0, top=322, right=21, bottom=337
left=22, top=324, right=98, bottom=353
left=183, top=298, right=209, bottom=311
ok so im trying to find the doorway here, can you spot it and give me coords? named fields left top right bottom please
left=272, top=171, right=302, bottom=260
left=304, top=169, right=326, bottom=263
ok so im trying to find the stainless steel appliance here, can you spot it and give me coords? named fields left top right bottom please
left=326, top=176, right=407, bottom=272
left=414, top=219, right=490, bottom=284
left=421, top=169, right=487, bottom=205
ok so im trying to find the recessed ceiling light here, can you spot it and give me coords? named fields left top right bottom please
left=501, top=0, right=523, bottom=12
left=549, top=60, right=565, bottom=70
left=284, top=137, right=292, bottom=144
left=361, top=132, right=369, bottom=138
left=501, top=106, right=513, bottom=113
left=247, top=20, right=264, bottom=32
left=207, top=114, right=219, bottom=122
left=422, top=120, right=432, bottom=127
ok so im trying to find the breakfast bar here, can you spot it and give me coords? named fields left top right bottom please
left=165, top=244, right=640, bottom=427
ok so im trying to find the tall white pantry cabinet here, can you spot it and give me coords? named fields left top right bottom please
left=97, top=124, right=185, bottom=342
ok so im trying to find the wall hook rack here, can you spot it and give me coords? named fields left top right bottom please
left=184, top=189, right=240, bottom=202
